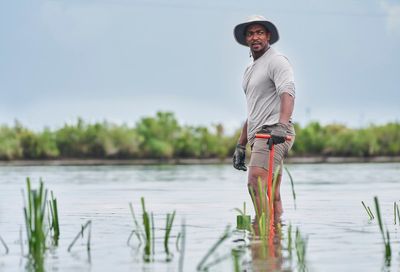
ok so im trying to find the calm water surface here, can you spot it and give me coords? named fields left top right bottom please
left=0, top=163, right=399, bottom=271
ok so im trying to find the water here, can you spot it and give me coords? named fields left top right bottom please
left=0, top=163, right=400, bottom=271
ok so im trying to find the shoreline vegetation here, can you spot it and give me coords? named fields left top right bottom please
left=2, top=156, right=400, bottom=167
left=1, top=111, right=400, bottom=163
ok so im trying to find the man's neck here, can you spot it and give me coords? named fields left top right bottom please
left=252, top=46, right=270, bottom=61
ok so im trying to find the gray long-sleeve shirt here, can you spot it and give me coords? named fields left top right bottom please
left=242, top=47, right=295, bottom=145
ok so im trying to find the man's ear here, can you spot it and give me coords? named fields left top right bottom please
left=266, top=32, right=271, bottom=41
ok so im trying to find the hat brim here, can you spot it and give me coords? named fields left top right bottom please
left=234, top=21, right=279, bottom=46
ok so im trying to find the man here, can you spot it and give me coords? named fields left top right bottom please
left=232, top=15, right=295, bottom=219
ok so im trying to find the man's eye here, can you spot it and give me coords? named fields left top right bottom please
left=257, top=31, right=264, bottom=35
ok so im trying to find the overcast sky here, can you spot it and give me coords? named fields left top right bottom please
left=1, top=0, right=399, bottom=131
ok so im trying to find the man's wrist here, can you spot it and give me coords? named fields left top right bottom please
left=236, top=144, right=246, bottom=150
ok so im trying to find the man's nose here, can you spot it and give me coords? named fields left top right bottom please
left=250, top=36, right=259, bottom=41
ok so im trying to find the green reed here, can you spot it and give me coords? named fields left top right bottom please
left=196, top=225, right=231, bottom=271
left=23, top=178, right=48, bottom=269
left=0, top=234, right=9, bottom=255
left=140, top=197, right=153, bottom=261
left=393, top=202, right=400, bottom=225
left=284, top=166, right=297, bottom=209
left=373, top=196, right=391, bottom=265
left=287, top=223, right=293, bottom=257
left=361, top=201, right=374, bottom=220
left=248, top=166, right=281, bottom=240
left=271, top=165, right=281, bottom=205
left=48, top=191, right=60, bottom=245
left=128, top=202, right=143, bottom=247
left=129, top=197, right=177, bottom=262
left=295, top=227, right=308, bottom=272
left=178, top=219, right=186, bottom=272
left=164, top=210, right=176, bottom=261
left=67, top=220, right=92, bottom=252
left=128, top=199, right=153, bottom=261
left=234, top=201, right=247, bottom=216
left=231, top=248, right=242, bottom=272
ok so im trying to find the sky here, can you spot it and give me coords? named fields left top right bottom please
left=1, top=0, right=400, bottom=132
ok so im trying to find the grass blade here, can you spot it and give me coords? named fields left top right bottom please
left=67, top=220, right=92, bottom=252
left=0, top=235, right=9, bottom=255
left=164, top=210, right=176, bottom=260
left=249, top=186, right=259, bottom=219
left=397, top=204, right=400, bottom=226
left=196, top=225, right=231, bottom=271
left=284, top=166, right=296, bottom=209
left=373, top=197, right=385, bottom=241
left=178, top=219, right=186, bottom=272
left=361, top=201, right=374, bottom=220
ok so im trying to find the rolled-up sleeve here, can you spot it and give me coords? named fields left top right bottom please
left=269, top=55, right=295, bottom=98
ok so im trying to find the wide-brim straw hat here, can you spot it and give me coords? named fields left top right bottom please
left=234, top=15, right=279, bottom=46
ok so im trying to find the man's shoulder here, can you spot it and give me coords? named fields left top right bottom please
left=269, top=48, right=289, bottom=61
left=268, top=50, right=292, bottom=69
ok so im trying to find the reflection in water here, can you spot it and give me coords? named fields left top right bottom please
left=248, top=220, right=308, bottom=272
left=250, top=220, right=285, bottom=272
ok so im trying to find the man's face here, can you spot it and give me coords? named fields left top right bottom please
left=245, top=24, right=270, bottom=52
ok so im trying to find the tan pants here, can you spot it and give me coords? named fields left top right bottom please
left=249, top=123, right=295, bottom=173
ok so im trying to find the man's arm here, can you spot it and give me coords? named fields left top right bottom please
left=279, top=93, right=295, bottom=125
left=233, top=120, right=248, bottom=171
left=238, top=120, right=248, bottom=146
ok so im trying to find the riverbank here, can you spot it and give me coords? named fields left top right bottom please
left=1, top=156, right=400, bottom=166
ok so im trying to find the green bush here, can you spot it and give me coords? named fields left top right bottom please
left=0, top=125, right=23, bottom=160
left=0, top=114, right=399, bottom=160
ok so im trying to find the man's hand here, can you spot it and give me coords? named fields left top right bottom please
left=269, top=123, right=287, bottom=145
left=233, top=144, right=247, bottom=171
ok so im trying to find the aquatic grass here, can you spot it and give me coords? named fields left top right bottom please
left=48, top=191, right=60, bottom=245
left=19, top=226, right=24, bottom=256
left=373, top=196, right=391, bottom=265
left=128, top=197, right=154, bottom=261
left=270, top=165, right=281, bottom=207
left=178, top=219, right=186, bottom=272
left=196, top=225, right=231, bottom=271
left=394, top=202, right=400, bottom=225
left=176, top=232, right=181, bottom=251
left=249, top=168, right=282, bottom=240
left=258, top=177, right=266, bottom=218
left=235, top=202, right=251, bottom=230
left=287, top=224, right=293, bottom=257
left=295, top=227, right=308, bottom=272
left=151, top=212, right=155, bottom=256
left=258, top=213, right=267, bottom=240
left=199, top=253, right=232, bottom=271
left=127, top=202, right=143, bottom=248
left=0, top=235, right=9, bottom=255
left=23, top=178, right=48, bottom=269
left=164, top=210, right=176, bottom=261
left=67, top=220, right=92, bottom=252
left=140, top=197, right=153, bottom=261
left=249, top=186, right=259, bottom=220
left=231, top=248, right=241, bottom=272
left=127, top=228, right=142, bottom=248
left=129, top=197, right=177, bottom=262
left=233, top=201, right=247, bottom=216
left=284, top=166, right=297, bottom=209
left=361, top=201, right=374, bottom=220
